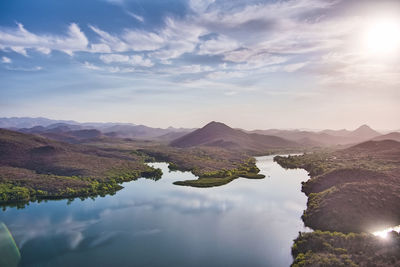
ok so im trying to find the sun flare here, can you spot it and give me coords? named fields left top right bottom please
left=364, top=17, right=400, bottom=55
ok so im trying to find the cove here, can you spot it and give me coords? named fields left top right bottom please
left=0, top=155, right=310, bottom=267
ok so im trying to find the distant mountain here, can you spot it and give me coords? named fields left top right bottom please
left=0, top=117, right=78, bottom=129
left=250, top=129, right=343, bottom=147
left=252, top=124, right=382, bottom=147
left=347, top=124, right=380, bottom=140
left=1, top=117, right=192, bottom=141
left=100, top=124, right=192, bottom=140
left=320, top=129, right=351, bottom=137
left=372, top=132, right=400, bottom=142
left=171, top=121, right=298, bottom=152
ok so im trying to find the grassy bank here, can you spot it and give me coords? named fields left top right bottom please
left=0, top=166, right=162, bottom=205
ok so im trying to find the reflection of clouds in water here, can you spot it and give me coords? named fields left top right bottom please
left=65, top=231, right=83, bottom=250
left=88, top=231, right=119, bottom=248
left=11, top=215, right=100, bottom=249
left=283, top=201, right=305, bottom=212
left=96, top=189, right=241, bottom=215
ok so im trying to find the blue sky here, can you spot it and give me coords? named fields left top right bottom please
left=1, top=0, right=399, bottom=130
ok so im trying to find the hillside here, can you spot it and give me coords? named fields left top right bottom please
left=171, top=121, right=298, bottom=152
left=0, top=129, right=161, bottom=204
left=274, top=139, right=400, bottom=233
left=373, top=132, right=400, bottom=142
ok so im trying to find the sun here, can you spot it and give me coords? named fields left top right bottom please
left=363, top=17, right=400, bottom=55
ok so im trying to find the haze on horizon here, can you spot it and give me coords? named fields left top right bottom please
left=0, top=0, right=399, bottom=130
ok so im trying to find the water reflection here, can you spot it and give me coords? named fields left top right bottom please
left=0, top=155, right=310, bottom=267
left=373, top=225, right=400, bottom=239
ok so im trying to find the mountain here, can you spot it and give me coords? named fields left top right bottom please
left=347, top=139, right=400, bottom=152
left=2, top=117, right=192, bottom=142
left=100, top=124, right=192, bottom=140
left=372, top=132, right=400, bottom=142
left=347, top=124, right=380, bottom=140
left=170, top=121, right=298, bottom=151
left=320, top=129, right=351, bottom=137
left=252, top=124, right=382, bottom=147
left=0, top=117, right=78, bottom=129
left=250, top=129, right=344, bottom=147
left=155, top=131, right=191, bottom=141
left=0, top=117, right=137, bottom=130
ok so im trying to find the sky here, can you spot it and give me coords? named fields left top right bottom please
left=0, top=0, right=399, bottom=130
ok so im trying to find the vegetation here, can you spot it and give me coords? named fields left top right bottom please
left=139, top=147, right=266, bottom=187
left=292, top=230, right=400, bottom=267
left=173, top=161, right=265, bottom=188
left=274, top=142, right=400, bottom=233
left=0, top=166, right=162, bottom=205
left=275, top=140, right=400, bottom=266
left=0, top=129, right=163, bottom=205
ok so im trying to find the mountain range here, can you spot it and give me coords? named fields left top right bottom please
left=250, top=124, right=382, bottom=146
left=0, top=117, right=192, bottom=143
left=0, top=117, right=398, bottom=148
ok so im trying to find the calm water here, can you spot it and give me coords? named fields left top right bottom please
left=0, top=155, right=310, bottom=267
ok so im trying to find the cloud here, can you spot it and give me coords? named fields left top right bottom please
left=89, top=25, right=128, bottom=53
left=5, top=65, right=42, bottom=71
left=161, top=64, right=214, bottom=75
left=121, top=29, right=165, bottom=51
left=99, top=53, right=153, bottom=67
left=1, top=56, right=11, bottom=63
left=83, top=61, right=102, bottom=70
left=0, top=22, right=88, bottom=56
left=126, top=11, right=144, bottom=23
left=83, top=61, right=137, bottom=73
left=2, top=0, right=398, bottom=86
left=198, top=34, right=240, bottom=55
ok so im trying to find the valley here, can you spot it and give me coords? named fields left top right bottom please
left=1, top=117, right=400, bottom=266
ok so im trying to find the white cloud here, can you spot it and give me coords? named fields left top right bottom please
left=5, top=65, right=42, bottom=71
left=126, top=11, right=144, bottom=23
left=121, top=30, right=165, bottom=51
left=83, top=61, right=102, bottom=70
left=99, top=53, right=153, bottom=67
left=162, top=64, right=214, bottom=74
left=282, top=62, right=309, bottom=72
left=189, top=0, right=215, bottom=13
left=0, top=22, right=88, bottom=56
left=1, top=56, right=11, bottom=63
left=198, top=35, right=240, bottom=55
left=89, top=25, right=128, bottom=52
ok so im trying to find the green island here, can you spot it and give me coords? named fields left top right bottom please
left=139, top=146, right=266, bottom=187
left=274, top=140, right=400, bottom=266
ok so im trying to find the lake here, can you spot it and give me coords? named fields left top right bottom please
left=0, top=155, right=310, bottom=267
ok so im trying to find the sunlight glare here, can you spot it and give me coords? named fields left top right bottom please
left=364, top=17, right=400, bottom=55
left=372, top=225, right=400, bottom=239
